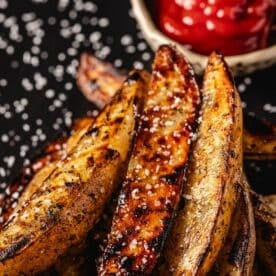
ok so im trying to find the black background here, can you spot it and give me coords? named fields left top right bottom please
left=0, top=0, right=275, bottom=196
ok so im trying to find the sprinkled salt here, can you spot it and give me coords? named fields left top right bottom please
left=45, top=89, right=55, bottom=99
left=121, top=34, right=133, bottom=46
left=238, top=84, right=246, bottom=93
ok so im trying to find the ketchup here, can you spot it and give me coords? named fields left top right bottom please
left=155, top=0, right=273, bottom=56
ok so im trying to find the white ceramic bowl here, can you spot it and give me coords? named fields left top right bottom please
left=131, top=0, right=276, bottom=75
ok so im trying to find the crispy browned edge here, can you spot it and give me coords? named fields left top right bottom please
left=54, top=194, right=118, bottom=275
left=198, top=52, right=243, bottom=274
left=78, top=52, right=275, bottom=161
left=3, top=52, right=274, bottom=274
left=0, top=138, right=66, bottom=227
left=0, top=70, right=148, bottom=275
left=158, top=51, right=242, bottom=275
left=0, top=54, right=125, bottom=274
left=98, top=45, right=200, bottom=275
left=0, top=54, right=122, bottom=227
left=264, top=195, right=276, bottom=213
left=0, top=118, right=95, bottom=228
left=213, top=176, right=256, bottom=276
left=252, top=191, right=276, bottom=275
left=77, top=53, right=126, bottom=108
left=244, top=129, right=276, bottom=160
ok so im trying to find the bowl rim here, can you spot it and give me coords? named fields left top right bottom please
left=131, top=0, right=276, bottom=75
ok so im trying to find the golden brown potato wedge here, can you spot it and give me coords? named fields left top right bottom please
left=213, top=176, right=256, bottom=276
left=77, top=53, right=276, bottom=162
left=2, top=54, right=124, bottom=228
left=54, top=189, right=119, bottom=276
left=0, top=119, right=95, bottom=274
left=252, top=192, right=276, bottom=276
left=160, top=52, right=243, bottom=275
left=0, top=118, right=94, bottom=228
left=0, top=137, right=67, bottom=227
left=264, top=194, right=276, bottom=213
left=98, top=45, right=200, bottom=275
left=77, top=53, right=125, bottom=108
left=0, top=70, right=148, bottom=275
left=0, top=55, right=126, bottom=272
left=244, top=129, right=276, bottom=160
left=0, top=55, right=128, bottom=274
left=11, top=117, right=93, bottom=219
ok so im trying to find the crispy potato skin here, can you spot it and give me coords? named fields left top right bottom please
left=161, top=52, right=242, bottom=275
left=77, top=53, right=125, bottom=108
left=264, top=195, right=276, bottom=213
left=0, top=55, right=124, bottom=274
left=0, top=138, right=66, bottom=227
left=244, top=129, right=276, bottom=160
left=11, top=117, right=93, bottom=222
left=252, top=192, right=276, bottom=275
left=0, top=70, right=148, bottom=275
left=98, top=45, right=200, bottom=275
left=0, top=118, right=94, bottom=228
left=214, top=177, right=256, bottom=276
left=0, top=54, right=123, bottom=270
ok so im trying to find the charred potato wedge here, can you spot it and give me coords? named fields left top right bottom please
left=77, top=53, right=125, bottom=108
left=11, top=117, right=93, bottom=219
left=98, top=45, right=200, bottom=275
left=76, top=53, right=276, bottom=161
left=0, top=118, right=93, bottom=228
left=0, top=70, right=148, bottom=275
left=2, top=53, right=126, bottom=224
left=161, top=52, right=242, bottom=275
left=4, top=54, right=126, bottom=223
left=252, top=192, right=276, bottom=275
left=77, top=53, right=276, bottom=161
left=213, top=176, right=256, bottom=276
left=54, top=188, right=119, bottom=275
left=0, top=55, right=123, bottom=271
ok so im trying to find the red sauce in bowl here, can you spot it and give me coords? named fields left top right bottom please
left=155, top=0, right=273, bottom=56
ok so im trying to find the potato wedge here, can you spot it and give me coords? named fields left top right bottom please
left=0, top=70, right=148, bottom=275
left=213, top=176, right=256, bottom=276
left=11, top=117, right=93, bottom=219
left=2, top=52, right=125, bottom=223
left=54, top=187, right=119, bottom=275
left=2, top=54, right=125, bottom=225
left=244, top=129, right=276, bottom=160
left=243, top=114, right=276, bottom=160
left=0, top=137, right=66, bottom=227
left=252, top=191, right=276, bottom=275
left=0, top=118, right=93, bottom=228
left=77, top=53, right=125, bottom=108
left=76, top=53, right=276, bottom=161
left=77, top=53, right=276, bottom=162
left=0, top=55, right=128, bottom=274
left=98, top=45, right=200, bottom=275
left=264, top=194, right=276, bottom=213
left=160, top=52, right=242, bottom=275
